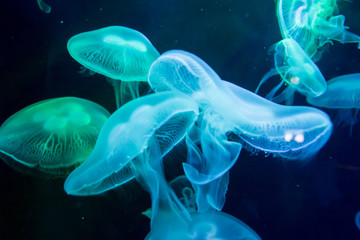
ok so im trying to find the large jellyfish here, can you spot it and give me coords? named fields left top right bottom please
left=0, top=97, right=110, bottom=178
left=277, top=0, right=360, bottom=61
left=306, top=73, right=360, bottom=132
left=255, top=38, right=327, bottom=104
left=64, top=91, right=199, bottom=196
left=67, top=26, right=160, bottom=108
left=145, top=174, right=261, bottom=240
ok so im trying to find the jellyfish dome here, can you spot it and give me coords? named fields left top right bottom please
left=0, top=97, right=110, bottom=178
left=64, top=91, right=199, bottom=196
left=67, top=26, right=160, bottom=81
left=277, top=0, right=360, bottom=60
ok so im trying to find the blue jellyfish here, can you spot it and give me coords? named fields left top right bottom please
left=356, top=211, right=360, bottom=230
left=67, top=26, right=160, bottom=108
left=64, top=91, right=198, bottom=196
left=307, top=73, right=360, bottom=133
left=255, top=38, right=327, bottom=104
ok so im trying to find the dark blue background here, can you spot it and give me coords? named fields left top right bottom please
left=1, top=0, right=360, bottom=239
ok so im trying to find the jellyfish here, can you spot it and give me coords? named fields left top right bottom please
left=306, top=73, right=360, bottom=133
left=64, top=91, right=199, bottom=196
left=144, top=173, right=261, bottom=240
left=0, top=97, right=110, bottom=178
left=277, top=0, right=360, bottom=61
left=67, top=26, right=160, bottom=108
left=255, top=38, right=327, bottom=104
left=356, top=211, right=360, bottom=230
left=37, top=0, right=51, bottom=14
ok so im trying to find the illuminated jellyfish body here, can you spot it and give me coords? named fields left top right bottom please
left=255, top=38, right=327, bottom=104
left=149, top=50, right=332, bottom=211
left=356, top=211, right=360, bottom=230
left=64, top=91, right=198, bottom=196
left=277, top=0, right=360, bottom=61
left=37, top=0, right=51, bottom=14
left=67, top=26, right=160, bottom=108
left=145, top=174, right=261, bottom=240
left=0, top=97, right=110, bottom=178
left=306, top=73, right=360, bottom=131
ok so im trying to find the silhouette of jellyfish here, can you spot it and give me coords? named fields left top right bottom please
left=255, top=38, right=327, bottom=104
left=144, top=172, right=261, bottom=240
left=277, top=0, right=360, bottom=61
left=64, top=91, right=199, bottom=196
left=67, top=26, right=160, bottom=108
left=0, top=97, right=110, bottom=178
left=307, top=73, right=360, bottom=133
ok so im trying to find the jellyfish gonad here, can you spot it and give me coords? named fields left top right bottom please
left=0, top=97, right=110, bottom=178
left=277, top=0, right=360, bottom=61
left=255, top=38, right=327, bottom=105
left=67, top=26, right=160, bottom=108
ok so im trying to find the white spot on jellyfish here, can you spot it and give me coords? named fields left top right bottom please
left=290, top=76, right=300, bottom=85
left=294, top=133, right=305, bottom=143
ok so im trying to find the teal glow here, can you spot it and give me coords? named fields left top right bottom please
left=64, top=92, right=198, bottom=196
left=0, top=97, right=110, bottom=178
left=255, top=38, right=327, bottom=104
left=37, top=0, right=51, bottom=14
left=67, top=26, right=160, bottom=108
left=277, top=0, right=360, bottom=61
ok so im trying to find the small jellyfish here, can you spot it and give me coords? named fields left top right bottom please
left=64, top=91, right=199, bottom=196
left=307, top=73, right=360, bottom=133
left=255, top=38, right=327, bottom=104
left=67, top=26, right=160, bottom=108
left=0, top=97, right=110, bottom=178
left=356, top=211, right=360, bottom=230
left=277, top=0, right=360, bottom=61
left=37, top=0, right=51, bottom=14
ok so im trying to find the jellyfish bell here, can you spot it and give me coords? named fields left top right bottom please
left=64, top=91, right=199, bottom=196
left=255, top=38, right=327, bottom=104
left=277, top=0, right=360, bottom=61
left=67, top=26, right=160, bottom=108
left=306, top=73, right=360, bottom=133
left=0, top=97, right=110, bottom=178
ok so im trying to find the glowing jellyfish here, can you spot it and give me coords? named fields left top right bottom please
left=255, top=38, right=327, bottom=104
left=37, top=0, right=51, bottom=14
left=307, top=73, right=360, bottom=131
left=64, top=92, right=198, bottom=196
left=277, top=0, right=360, bottom=61
left=356, top=211, right=360, bottom=230
left=0, top=97, right=110, bottom=178
left=145, top=174, right=261, bottom=240
left=67, top=26, right=160, bottom=108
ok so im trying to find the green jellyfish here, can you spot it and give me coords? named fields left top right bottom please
left=0, top=97, right=110, bottom=178
left=37, top=0, right=51, bottom=14
left=277, top=0, right=360, bottom=61
left=67, top=26, right=160, bottom=108
left=255, top=38, right=327, bottom=104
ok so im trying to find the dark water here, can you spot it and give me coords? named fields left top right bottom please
left=1, top=0, right=360, bottom=239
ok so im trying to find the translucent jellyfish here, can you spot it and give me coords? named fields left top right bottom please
left=67, top=26, right=160, bottom=108
left=145, top=173, right=261, bottom=240
left=356, top=211, right=360, bottom=230
left=307, top=73, right=360, bottom=132
left=64, top=91, right=199, bottom=196
left=37, top=0, right=51, bottom=14
left=277, top=0, right=360, bottom=61
left=0, top=97, right=110, bottom=178
left=255, top=38, right=327, bottom=104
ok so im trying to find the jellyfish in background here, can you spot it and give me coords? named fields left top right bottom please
left=306, top=73, right=360, bottom=133
left=0, top=97, right=110, bottom=178
left=67, top=26, right=160, bottom=108
left=356, top=211, right=360, bottom=230
left=37, top=0, right=51, bottom=14
left=255, top=38, right=327, bottom=104
left=64, top=91, right=199, bottom=196
left=277, top=0, right=360, bottom=61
